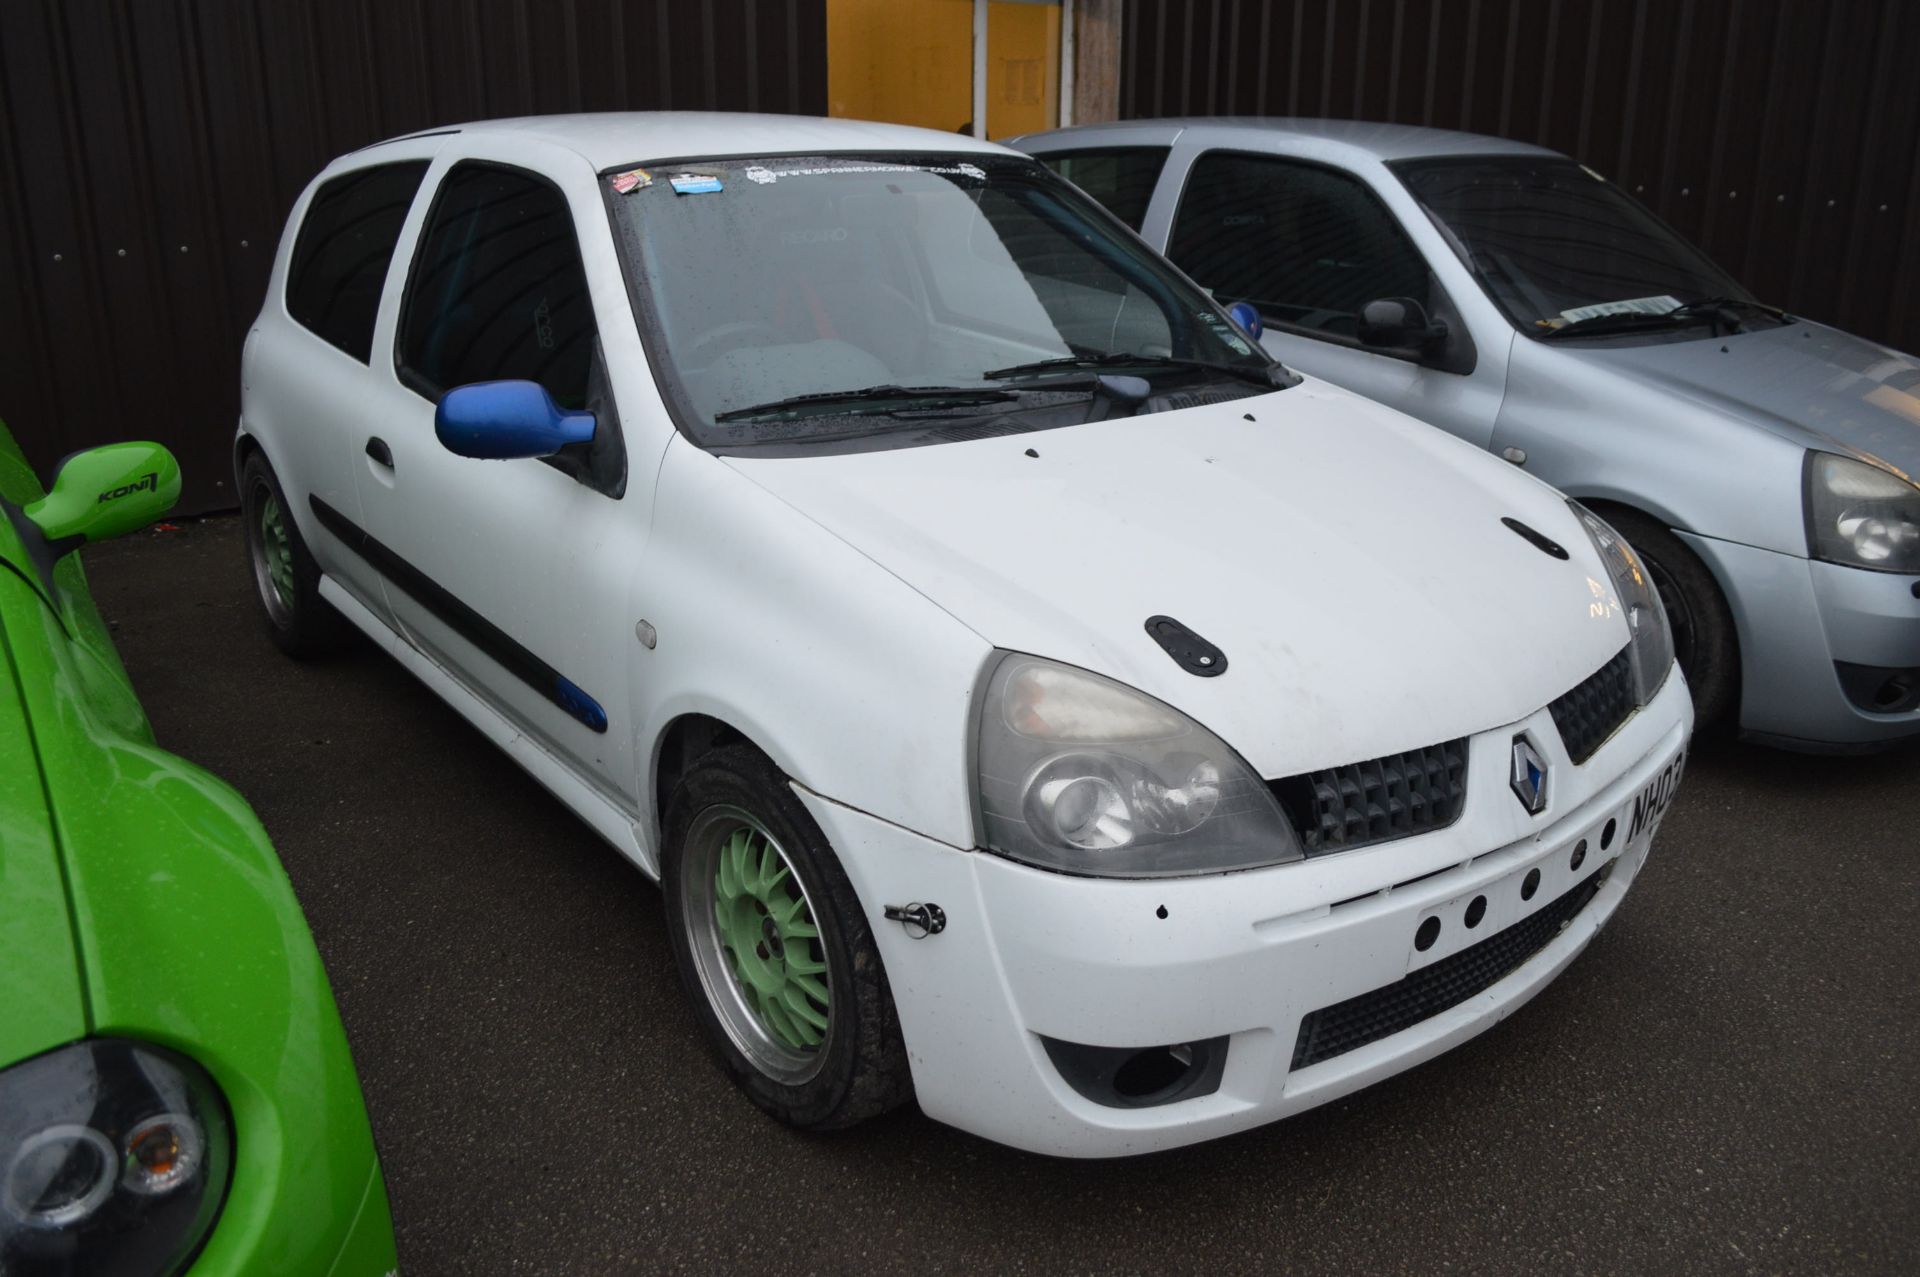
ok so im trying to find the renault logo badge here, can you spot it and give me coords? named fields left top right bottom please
left=1510, top=736, right=1550, bottom=815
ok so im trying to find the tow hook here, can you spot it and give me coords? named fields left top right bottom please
left=883, top=902, right=946, bottom=939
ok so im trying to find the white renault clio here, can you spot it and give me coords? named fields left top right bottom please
left=239, top=113, right=1690, bottom=1156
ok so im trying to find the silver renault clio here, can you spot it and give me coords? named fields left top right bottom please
left=1015, top=119, right=1920, bottom=751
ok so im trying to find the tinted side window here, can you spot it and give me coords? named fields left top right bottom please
left=1168, top=153, right=1430, bottom=338
left=285, top=161, right=428, bottom=361
left=1039, top=148, right=1169, bottom=230
left=397, top=163, right=596, bottom=406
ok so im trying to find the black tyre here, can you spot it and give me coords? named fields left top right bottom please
left=662, top=744, right=912, bottom=1130
left=239, top=450, right=349, bottom=658
left=1603, top=508, right=1740, bottom=729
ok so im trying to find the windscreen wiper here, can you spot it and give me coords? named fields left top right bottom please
left=713, top=384, right=1017, bottom=423
left=1541, top=296, right=1790, bottom=341
left=1538, top=311, right=1702, bottom=340
left=984, top=352, right=1291, bottom=390
left=1668, top=296, right=1791, bottom=329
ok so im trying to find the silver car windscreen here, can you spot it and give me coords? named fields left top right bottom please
left=1393, top=156, right=1750, bottom=336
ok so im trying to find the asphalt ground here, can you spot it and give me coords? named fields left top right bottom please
left=83, top=514, right=1919, bottom=1276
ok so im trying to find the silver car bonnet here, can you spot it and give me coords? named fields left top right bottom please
left=1554, top=322, right=1920, bottom=479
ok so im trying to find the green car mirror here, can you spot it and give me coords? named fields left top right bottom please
left=22, top=442, right=181, bottom=553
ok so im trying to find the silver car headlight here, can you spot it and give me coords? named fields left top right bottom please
left=974, top=652, right=1303, bottom=877
left=1570, top=503, right=1675, bottom=705
left=1804, top=452, right=1920, bottom=573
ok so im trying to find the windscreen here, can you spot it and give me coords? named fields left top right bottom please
left=1394, top=156, right=1749, bottom=337
left=604, top=154, right=1273, bottom=448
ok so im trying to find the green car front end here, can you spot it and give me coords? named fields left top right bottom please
left=0, top=422, right=397, bottom=1275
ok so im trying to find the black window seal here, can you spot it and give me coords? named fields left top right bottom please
left=1168, top=147, right=1476, bottom=376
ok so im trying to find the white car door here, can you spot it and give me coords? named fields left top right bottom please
left=334, top=141, right=659, bottom=807
left=248, top=144, right=441, bottom=622
left=1146, top=139, right=1510, bottom=452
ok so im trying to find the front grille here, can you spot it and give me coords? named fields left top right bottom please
left=1269, top=738, right=1469, bottom=855
left=1549, top=645, right=1637, bottom=763
left=1290, top=869, right=1604, bottom=1070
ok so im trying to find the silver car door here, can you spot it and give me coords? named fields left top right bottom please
left=1152, top=138, right=1511, bottom=451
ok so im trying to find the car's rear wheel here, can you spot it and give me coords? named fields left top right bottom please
left=240, top=451, right=348, bottom=658
left=1603, top=508, right=1739, bottom=729
left=663, top=744, right=911, bottom=1130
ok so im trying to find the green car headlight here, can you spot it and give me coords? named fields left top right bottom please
left=1, top=1039, right=232, bottom=1277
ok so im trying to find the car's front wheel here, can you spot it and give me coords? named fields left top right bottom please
left=1604, top=508, right=1739, bottom=729
left=240, top=450, right=348, bottom=658
left=662, top=744, right=912, bottom=1130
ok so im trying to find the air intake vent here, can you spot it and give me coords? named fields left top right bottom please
left=1549, top=645, right=1636, bottom=763
left=1269, top=738, right=1469, bottom=855
left=927, top=419, right=1021, bottom=442
left=1291, top=869, right=1604, bottom=1070
left=1147, top=387, right=1255, bottom=413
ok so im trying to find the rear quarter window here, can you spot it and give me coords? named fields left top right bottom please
left=1037, top=148, right=1169, bottom=231
left=285, top=161, right=429, bottom=362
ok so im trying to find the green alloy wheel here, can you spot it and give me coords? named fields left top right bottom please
left=662, top=744, right=912, bottom=1129
left=683, top=806, right=833, bottom=1083
left=257, top=491, right=295, bottom=614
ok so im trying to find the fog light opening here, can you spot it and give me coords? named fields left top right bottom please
left=1872, top=673, right=1916, bottom=708
left=1600, top=818, right=1617, bottom=850
left=1040, top=1034, right=1230, bottom=1109
left=1521, top=867, right=1541, bottom=901
left=1113, top=1045, right=1199, bottom=1099
left=1835, top=661, right=1920, bottom=714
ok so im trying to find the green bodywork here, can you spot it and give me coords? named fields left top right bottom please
left=0, top=422, right=397, bottom=1274
left=20, top=439, right=182, bottom=547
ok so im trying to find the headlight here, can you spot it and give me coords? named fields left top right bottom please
left=1, top=1040, right=232, bottom=1277
left=974, top=653, right=1303, bottom=876
left=1804, top=452, right=1920, bottom=573
left=1570, top=503, right=1675, bottom=705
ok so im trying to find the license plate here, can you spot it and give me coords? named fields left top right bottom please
left=1626, top=750, right=1685, bottom=844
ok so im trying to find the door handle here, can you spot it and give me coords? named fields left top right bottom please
left=366, top=437, right=394, bottom=469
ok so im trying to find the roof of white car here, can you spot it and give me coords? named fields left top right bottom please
left=1017, top=117, right=1561, bottom=163
left=380, top=112, right=1012, bottom=170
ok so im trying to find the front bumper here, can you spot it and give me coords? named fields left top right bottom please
left=807, top=671, right=1692, bottom=1157
left=1681, top=531, right=1920, bottom=748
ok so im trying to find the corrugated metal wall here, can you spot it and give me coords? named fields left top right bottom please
left=1121, top=0, right=1920, bottom=356
left=0, top=0, right=827, bottom=513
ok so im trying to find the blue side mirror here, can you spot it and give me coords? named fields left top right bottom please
left=435, top=380, right=595, bottom=460
left=1227, top=301, right=1264, bottom=341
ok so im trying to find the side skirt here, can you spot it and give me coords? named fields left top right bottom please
left=317, top=575, right=657, bottom=878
